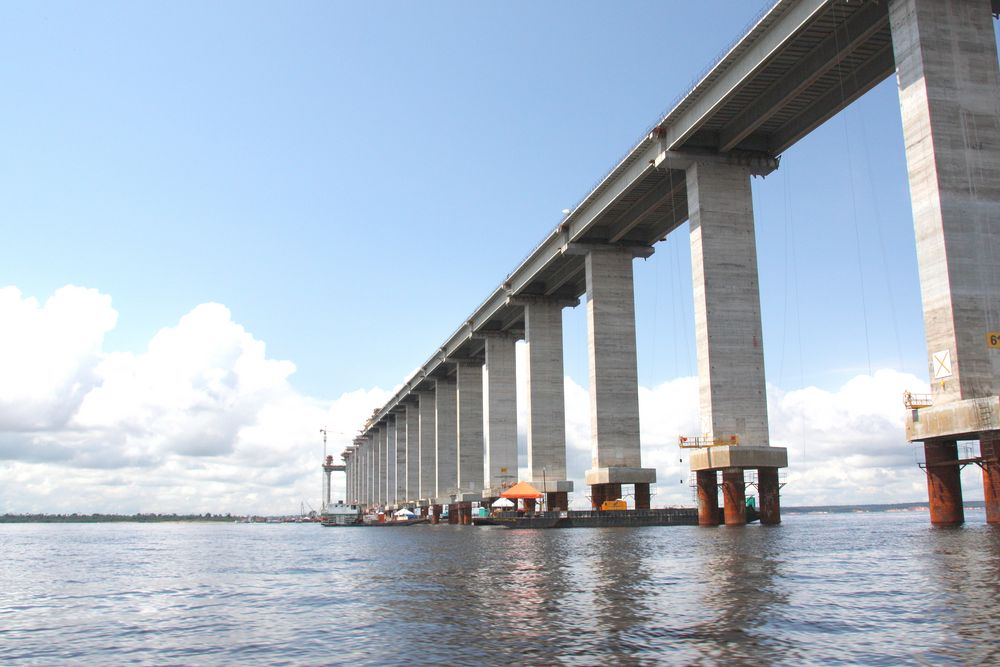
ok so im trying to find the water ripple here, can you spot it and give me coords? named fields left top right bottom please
left=1, top=514, right=998, bottom=664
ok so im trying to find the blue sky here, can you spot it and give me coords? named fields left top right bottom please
left=1, top=2, right=996, bottom=514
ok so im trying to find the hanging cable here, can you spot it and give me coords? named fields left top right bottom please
left=833, top=3, right=873, bottom=377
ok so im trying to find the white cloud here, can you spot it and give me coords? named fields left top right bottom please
left=0, top=287, right=391, bottom=515
left=0, top=285, right=116, bottom=432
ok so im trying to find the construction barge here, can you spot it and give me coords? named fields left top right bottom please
left=475, top=506, right=760, bottom=529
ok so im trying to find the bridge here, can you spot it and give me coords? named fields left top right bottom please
left=339, top=0, right=1000, bottom=526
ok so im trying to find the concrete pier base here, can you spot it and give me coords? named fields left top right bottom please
left=696, top=470, right=720, bottom=527
left=982, top=434, right=1000, bottom=525
left=924, top=441, right=964, bottom=526
left=721, top=469, right=746, bottom=526
left=634, top=483, right=650, bottom=510
left=430, top=504, right=442, bottom=524
left=758, top=467, right=781, bottom=525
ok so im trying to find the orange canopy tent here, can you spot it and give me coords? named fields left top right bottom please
left=500, top=481, right=543, bottom=500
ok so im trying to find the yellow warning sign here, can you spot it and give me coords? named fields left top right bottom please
left=989, top=332, right=1000, bottom=349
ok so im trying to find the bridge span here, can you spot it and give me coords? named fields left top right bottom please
left=341, top=0, right=1000, bottom=526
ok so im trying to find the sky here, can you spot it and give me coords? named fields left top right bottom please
left=2, top=2, right=997, bottom=515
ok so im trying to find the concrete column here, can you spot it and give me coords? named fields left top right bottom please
left=435, top=377, right=458, bottom=504
left=386, top=417, right=397, bottom=508
left=696, top=470, right=720, bottom=527
left=372, top=428, right=381, bottom=507
left=758, top=467, right=780, bottom=525
left=406, top=401, right=420, bottom=504
left=456, top=361, right=484, bottom=500
left=417, top=390, right=436, bottom=503
left=524, top=299, right=573, bottom=497
left=721, top=469, right=746, bottom=526
left=584, top=246, right=656, bottom=493
left=924, top=440, right=964, bottom=525
left=345, top=458, right=352, bottom=505
left=395, top=410, right=407, bottom=505
left=687, top=160, right=770, bottom=447
left=368, top=430, right=376, bottom=506
left=364, top=440, right=371, bottom=506
left=483, top=334, right=518, bottom=498
left=379, top=426, right=388, bottom=507
left=889, top=0, right=1000, bottom=405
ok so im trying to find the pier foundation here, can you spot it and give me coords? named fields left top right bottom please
left=758, top=467, right=781, bottom=525
left=696, top=470, right=720, bottom=527
left=721, top=469, right=746, bottom=526
left=924, top=441, right=964, bottom=526
left=982, top=434, right=1000, bottom=525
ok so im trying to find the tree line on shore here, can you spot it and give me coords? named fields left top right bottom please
left=0, top=513, right=241, bottom=523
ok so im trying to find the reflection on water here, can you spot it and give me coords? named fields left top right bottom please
left=1, top=513, right=998, bottom=665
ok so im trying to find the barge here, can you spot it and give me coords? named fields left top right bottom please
left=475, top=506, right=760, bottom=529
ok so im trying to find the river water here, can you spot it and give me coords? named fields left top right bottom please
left=1, top=511, right=997, bottom=665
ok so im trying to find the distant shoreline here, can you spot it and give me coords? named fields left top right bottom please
left=2, top=502, right=989, bottom=523
left=0, top=513, right=247, bottom=524
left=783, top=501, right=985, bottom=514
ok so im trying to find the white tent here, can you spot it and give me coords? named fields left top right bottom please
left=393, top=508, right=416, bottom=517
left=491, top=497, right=515, bottom=508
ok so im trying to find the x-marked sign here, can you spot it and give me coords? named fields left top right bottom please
left=932, top=349, right=952, bottom=379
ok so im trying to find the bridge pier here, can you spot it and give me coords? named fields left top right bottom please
left=405, top=401, right=419, bottom=504
left=456, top=361, right=484, bottom=503
left=360, top=434, right=367, bottom=510
left=372, top=425, right=382, bottom=509
left=891, top=0, right=1000, bottom=524
left=394, top=409, right=407, bottom=507
left=434, top=377, right=458, bottom=509
left=387, top=414, right=398, bottom=509
left=481, top=333, right=519, bottom=501
left=582, top=245, right=657, bottom=505
left=684, top=160, right=788, bottom=524
left=523, top=298, right=574, bottom=501
left=381, top=423, right=390, bottom=508
left=416, top=390, right=436, bottom=508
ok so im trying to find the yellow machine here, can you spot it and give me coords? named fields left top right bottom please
left=600, top=499, right=627, bottom=511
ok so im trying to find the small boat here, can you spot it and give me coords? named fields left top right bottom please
left=319, top=501, right=363, bottom=526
